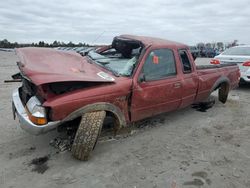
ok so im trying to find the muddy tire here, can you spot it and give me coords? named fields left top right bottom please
left=71, top=111, right=106, bottom=161
left=218, top=83, right=229, bottom=104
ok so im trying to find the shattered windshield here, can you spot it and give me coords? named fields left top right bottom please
left=87, top=38, right=142, bottom=77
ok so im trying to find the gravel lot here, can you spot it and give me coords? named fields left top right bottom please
left=0, top=51, right=250, bottom=188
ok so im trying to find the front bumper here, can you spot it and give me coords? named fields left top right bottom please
left=12, top=88, right=61, bottom=135
left=239, top=65, right=250, bottom=83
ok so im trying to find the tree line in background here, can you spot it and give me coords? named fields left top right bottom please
left=0, top=38, right=240, bottom=49
left=0, top=39, right=91, bottom=48
left=196, top=40, right=239, bottom=51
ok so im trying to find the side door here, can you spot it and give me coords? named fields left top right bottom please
left=178, top=49, right=199, bottom=108
left=131, top=48, right=182, bottom=122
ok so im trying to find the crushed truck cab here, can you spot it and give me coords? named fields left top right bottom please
left=12, top=35, right=240, bottom=160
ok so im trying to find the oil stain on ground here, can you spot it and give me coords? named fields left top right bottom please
left=29, top=155, right=50, bottom=174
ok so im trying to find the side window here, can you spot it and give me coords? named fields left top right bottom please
left=179, top=50, right=192, bottom=73
left=142, top=49, right=176, bottom=81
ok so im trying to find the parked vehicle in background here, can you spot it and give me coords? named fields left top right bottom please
left=57, top=47, right=68, bottom=50
left=215, top=49, right=221, bottom=56
left=213, top=45, right=250, bottom=85
left=199, top=47, right=206, bottom=57
left=12, top=35, right=240, bottom=160
left=207, top=48, right=216, bottom=58
left=74, top=47, right=87, bottom=52
left=189, top=46, right=199, bottom=60
left=0, top=48, right=14, bottom=52
left=78, top=47, right=95, bottom=54
left=71, top=47, right=78, bottom=51
left=200, top=48, right=216, bottom=58
left=65, top=47, right=74, bottom=51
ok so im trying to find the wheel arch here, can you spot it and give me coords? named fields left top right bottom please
left=210, top=76, right=229, bottom=92
left=210, top=76, right=230, bottom=103
left=62, top=102, right=127, bottom=129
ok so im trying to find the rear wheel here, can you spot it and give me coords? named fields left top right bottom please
left=71, top=111, right=106, bottom=161
left=218, top=83, right=229, bottom=104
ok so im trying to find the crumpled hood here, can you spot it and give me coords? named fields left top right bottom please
left=16, top=47, right=115, bottom=85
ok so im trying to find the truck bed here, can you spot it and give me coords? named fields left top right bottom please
left=195, top=63, right=239, bottom=103
left=196, top=63, right=237, bottom=70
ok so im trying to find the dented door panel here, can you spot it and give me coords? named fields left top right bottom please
left=131, top=77, right=182, bottom=122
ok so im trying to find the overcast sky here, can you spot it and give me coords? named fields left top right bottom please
left=1, top=0, right=250, bottom=45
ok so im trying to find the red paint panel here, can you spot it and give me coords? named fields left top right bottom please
left=16, top=48, right=115, bottom=85
left=43, top=78, right=132, bottom=122
left=131, top=77, right=182, bottom=121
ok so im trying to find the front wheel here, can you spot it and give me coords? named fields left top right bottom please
left=71, top=111, right=106, bottom=161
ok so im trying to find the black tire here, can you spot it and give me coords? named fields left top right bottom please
left=71, top=111, right=106, bottom=161
left=218, top=84, right=229, bottom=104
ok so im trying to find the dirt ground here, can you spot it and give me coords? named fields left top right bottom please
left=0, top=51, right=250, bottom=188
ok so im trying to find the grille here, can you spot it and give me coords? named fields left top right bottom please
left=20, top=79, right=37, bottom=104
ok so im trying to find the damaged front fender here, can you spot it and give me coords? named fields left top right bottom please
left=62, top=102, right=127, bottom=129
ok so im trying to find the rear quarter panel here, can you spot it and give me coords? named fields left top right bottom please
left=195, top=65, right=239, bottom=102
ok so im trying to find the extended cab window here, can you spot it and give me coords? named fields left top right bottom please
left=142, top=49, right=176, bottom=81
left=179, top=50, right=192, bottom=73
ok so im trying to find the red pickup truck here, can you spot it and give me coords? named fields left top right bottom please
left=12, top=35, right=240, bottom=160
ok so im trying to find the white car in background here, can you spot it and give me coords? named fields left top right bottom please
left=213, top=45, right=250, bottom=84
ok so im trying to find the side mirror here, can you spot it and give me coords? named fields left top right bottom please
left=139, top=73, right=146, bottom=83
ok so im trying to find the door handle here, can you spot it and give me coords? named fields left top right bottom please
left=173, top=82, right=181, bottom=88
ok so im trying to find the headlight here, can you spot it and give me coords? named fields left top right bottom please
left=26, top=96, right=47, bottom=125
